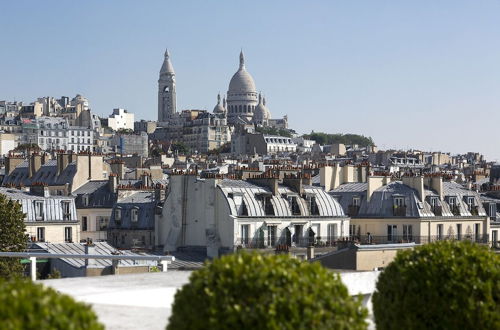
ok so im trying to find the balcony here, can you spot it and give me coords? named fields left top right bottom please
left=393, top=205, right=407, bottom=217
left=235, top=236, right=344, bottom=249
left=358, top=234, right=489, bottom=245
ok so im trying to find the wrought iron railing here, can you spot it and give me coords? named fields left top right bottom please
left=235, top=234, right=490, bottom=249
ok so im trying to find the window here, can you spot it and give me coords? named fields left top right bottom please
left=403, top=225, right=413, bottom=241
left=82, top=216, right=88, bottom=231
left=308, top=196, right=320, bottom=215
left=352, top=196, right=361, bottom=206
left=267, top=225, right=277, bottom=247
left=289, top=196, right=301, bottom=215
left=37, top=227, right=45, bottom=242
left=437, top=224, right=444, bottom=240
left=261, top=195, right=275, bottom=216
left=82, top=195, right=89, bottom=207
left=448, top=197, right=457, bottom=207
left=387, top=225, right=397, bottom=242
left=64, top=227, right=72, bottom=243
left=327, top=224, right=338, bottom=242
left=34, top=201, right=44, bottom=221
left=131, top=208, right=139, bottom=223
left=474, top=223, right=480, bottom=241
left=349, top=224, right=357, bottom=239
left=466, top=197, right=475, bottom=212
left=241, top=224, right=249, bottom=245
left=240, top=201, right=248, bottom=216
left=394, top=197, right=405, bottom=207
left=294, top=225, right=303, bottom=244
left=456, top=224, right=462, bottom=240
left=115, top=208, right=122, bottom=223
left=61, top=201, right=71, bottom=221
left=97, top=216, right=109, bottom=230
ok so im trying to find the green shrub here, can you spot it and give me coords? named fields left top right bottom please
left=0, top=278, right=104, bottom=330
left=167, top=252, right=367, bottom=330
left=373, top=240, right=500, bottom=330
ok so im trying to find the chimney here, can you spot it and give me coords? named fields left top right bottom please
left=29, top=154, right=42, bottom=178
left=141, top=173, right=151, bottom=187
left=367, top=176, right=387, bottom=202
left=430, top=176, right=444, bottom=201
left=402, top=176, right=425, bottom=201
left=282, top=174, right=303, bottom=195
left=57, top=153, right=70, bottom=176
left=108, top=174, right=118, bottom=193
left=6, top=155, right=24, bottom=175
left=110, top=161, right=125, bottom=180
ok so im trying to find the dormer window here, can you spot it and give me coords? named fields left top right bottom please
left=288, top=196, right=301, bottom=215
left=61, top=201, right=71, bottom=221
left=352, top=196, right=361, bottom=207
left=466, top=197, right=475, bottom=211
left=82, top=194, right=89, bottom=206
left=131, top=208, right=139, bottom=223
left=115, top=208, right=122, bottom=224
left=429, top=196, right=438, bottom=207
left=393, top=196, right=406, bottom=217
left=305, top=195, right=320, bottom=216
left=394, top=197, right=405, bottom=207
left=34, top=201, right=44, bottom=221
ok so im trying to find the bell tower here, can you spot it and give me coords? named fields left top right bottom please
left=158, top=49, right=177, bottom=122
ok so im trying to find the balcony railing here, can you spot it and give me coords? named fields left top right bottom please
left=357, top=234, right=489, bottom=245
left=393, top=205, right=407, bottom=217
left=235, top=234, right=490, bottom=249
left=235, top=236, right=345, bottom=249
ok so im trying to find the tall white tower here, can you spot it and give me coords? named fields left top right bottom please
left=158, top=49, right=177, bottom=122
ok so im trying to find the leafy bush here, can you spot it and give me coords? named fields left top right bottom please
left=0, top=278, right=104, bottom=330
left=167, top=252, right=367, bottom=330
left=373, top=241, right=500, bottom=329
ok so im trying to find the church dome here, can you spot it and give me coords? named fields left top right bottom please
left=228, top=51, right=256, bottom=93
left=254, top=94, right=271, bottom=121
left=213, top=94, right=226, bottom=114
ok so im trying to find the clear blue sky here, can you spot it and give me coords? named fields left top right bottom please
left=1, top=1, right=499, bottom=160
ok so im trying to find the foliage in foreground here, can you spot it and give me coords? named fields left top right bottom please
left=0, top=278, right=104, bottom=330
left=168, top=252, right=367, bottom=330
left=373, top=240, right=500, bottom=330
left=0, top=195, right=27, bottom=279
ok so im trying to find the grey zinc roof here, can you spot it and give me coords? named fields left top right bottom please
left=2, top=159, right=77, bottom=187
left=34, top=242, right=156, bottom=268
left=217, top=179, right=345, bottom=217
left=72, top=181, right=115, bottom=208
left=0, top=187, right=77, bottom=222
left=330, top=180, right=487, bottom=218
left=109, top=191, right=157, bottom=230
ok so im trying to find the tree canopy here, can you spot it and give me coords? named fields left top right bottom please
left=303, top=132, right=374, bottom=147
left=0, top=195, right=28, bottom=279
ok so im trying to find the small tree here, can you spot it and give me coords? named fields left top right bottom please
left=0, top=278, right=104, bottom=329
left=373, top=240, right=500, bottom=329
left=168, top=252, right=367, bottom=330
left=0, top=195, right=28, bottom=279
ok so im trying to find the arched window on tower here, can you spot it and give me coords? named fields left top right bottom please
left=239, top=105, right=242, bottom=113
left=244, top=105, right=247, bottom=112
